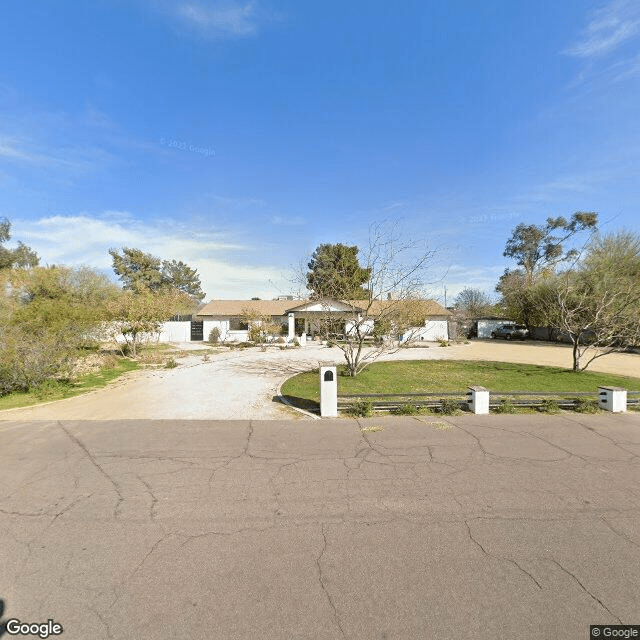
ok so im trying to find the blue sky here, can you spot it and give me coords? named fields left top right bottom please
left=1, top=0, right=639, bottom=301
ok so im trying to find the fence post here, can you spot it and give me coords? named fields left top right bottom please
left=319, top=363, right=338, bottom=417
left=467, top=386, right=490, bottom=414
left=598, top=386, right=627, bottom=413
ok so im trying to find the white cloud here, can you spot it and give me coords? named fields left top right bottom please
left=140, top=0, right=270, bottom=37
left=13, top=214, right=292, bottom=300
left=271, top=215, right=304, bottom=226
left=176, top=1, right=260, bottom=35
left=566, top=0, right=640, bottom=58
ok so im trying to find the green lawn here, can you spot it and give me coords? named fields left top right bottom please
left=281, top=360, right=640, bottom=410
left=0, top=358, right=140, bottom=411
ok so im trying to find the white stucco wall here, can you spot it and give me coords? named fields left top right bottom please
left=157, top=321, right=192, bottom=342
left=477, top=319, right=513, bottom=339
left=345, top=319, right=375, bottom=336
left=401, top=320, right=449, bottom=342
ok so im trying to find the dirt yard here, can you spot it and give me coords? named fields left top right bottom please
left=0, top=340, right=638, bottom=420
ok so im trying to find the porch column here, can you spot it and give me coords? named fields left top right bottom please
left=288, top=312, right=295, bottom=340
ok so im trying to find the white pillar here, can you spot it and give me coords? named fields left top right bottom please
left=467, top=386, right=490, bottom=414
left=319, top=363, right=338, bottom=417
left=598, top=387, right=627, bottom=413
left=300, top=333, right=307, bottom=347
left=288, top=312, right=295, bottom=341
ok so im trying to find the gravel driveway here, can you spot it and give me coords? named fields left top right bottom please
left=1, top=340, right=638, bottom=420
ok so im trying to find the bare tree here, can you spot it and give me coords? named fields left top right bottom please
left=307, top=222, right=439, bottom=376
left=543, top=231, right=640, bottom=372
left=453, top=287, right=493, bottom=319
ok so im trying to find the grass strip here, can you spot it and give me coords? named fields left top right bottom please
left=0, top=358, right=139, bottom=411
left=281, top=360, right=640, bottom=408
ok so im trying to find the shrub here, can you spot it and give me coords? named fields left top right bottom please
left=208, top=327, right=221, bottom=344
left=394, top=403, right=431, bottom=416
left=348, top=399, right=373, bottom=417
left=574, top=396, right=600, bottom=413
left=539, top=398, right=560, bottom=414
left=437, top=398, right=461, bottom=415
left=165, top=357, right=178, bottom=369
left=437, top=338, right=449, bottom=347
left=394, top=403, right=419, bottom=415
left=494, top=397, right=517, bottom=414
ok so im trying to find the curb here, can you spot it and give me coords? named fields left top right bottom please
left=276, top=379, right=320, bottom=420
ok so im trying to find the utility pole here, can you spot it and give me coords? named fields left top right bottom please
left=444, top=285, right=447, bottom=308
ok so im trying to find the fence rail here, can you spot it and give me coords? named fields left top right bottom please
left=337, top=390, right=640, bottom=412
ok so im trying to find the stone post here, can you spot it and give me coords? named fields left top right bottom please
left=598, top=386, right=627, bottom=413
left=467, top=386, right=490, bottom=414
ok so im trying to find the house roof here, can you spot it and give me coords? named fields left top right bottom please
left=197, top=298, right=450, bottom=318
left=197, top=299, right=307, bottom=317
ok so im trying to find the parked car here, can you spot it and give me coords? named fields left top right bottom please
left=491, top=324, right=528, bottom=340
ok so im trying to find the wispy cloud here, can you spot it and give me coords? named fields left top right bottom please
left=270, top=215, right=304, bottom=226
left=566, top=0, right=640, bottom=58
left=13, top=213, right=290, bottom=300
left=175, top=1, right=261, bottom=36
left=142, top=0, right=271, bottom=37
left=0, top=136, right=106, bottom=171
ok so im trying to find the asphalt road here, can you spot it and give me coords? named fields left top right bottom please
left=2, top=413, right=640, bottom=639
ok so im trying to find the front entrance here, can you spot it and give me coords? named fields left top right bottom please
left=190, top=321, right=204, bottom=341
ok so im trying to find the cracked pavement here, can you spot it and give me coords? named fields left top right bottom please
left=1, top=413, right=640, bottom=639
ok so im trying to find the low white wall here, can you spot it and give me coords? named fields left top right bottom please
left=402, top=320, right=449, bottom=342
left=157, top=321, right=191, bottom=342
left=477, top=319, right=512, bottom=339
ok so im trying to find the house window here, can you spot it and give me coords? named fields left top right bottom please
left=229, top=317, right=249, bottom=331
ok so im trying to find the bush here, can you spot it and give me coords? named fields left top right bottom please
left=437, top=338, right=449, bottom=347
left=394, top=403, right=419, bottom=415
left=394, top=403, right=431, bottom=416
left=539, top=398, right=560, bottom=414
left=494, top=397, right=517, bottom=414
left=574, top=396, right=600, bottom=413
left=437, top=397, right=461, bottom=415
left=347, top=399, right=373, bottom=417
left=0, top=330, right=74, bottom=396
left=208, top=327, right=221, bottom=344
left=165, top=357, right=178, bottom=369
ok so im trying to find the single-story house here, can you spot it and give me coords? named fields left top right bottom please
left=158, top=297, right=450, bottom=343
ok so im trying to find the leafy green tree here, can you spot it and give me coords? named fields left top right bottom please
left=0, top=218, right=39, bottom=269
left=109, top=247, right=165, bottom=291
left=109, top=247, right=205, bottom=301
left=306, top=243, right=372, bottom=299
left=503, top=211, right=598, bottom=284
left=542, top=231, right=640, bottom=371
left=161, top=259, right=205, bottom=301
left=0, top=266, right=119, bottom=395
left=497, top=212, right=598, bottom=329
left=106, top=285, right=193, bottom=357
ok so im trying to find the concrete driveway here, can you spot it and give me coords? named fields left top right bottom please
left=0, top=341, right=638, bottom=421
left=1, top=413, right=639, bottom=639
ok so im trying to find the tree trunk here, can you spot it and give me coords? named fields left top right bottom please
left=572, top=338, right=581, bottom=372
